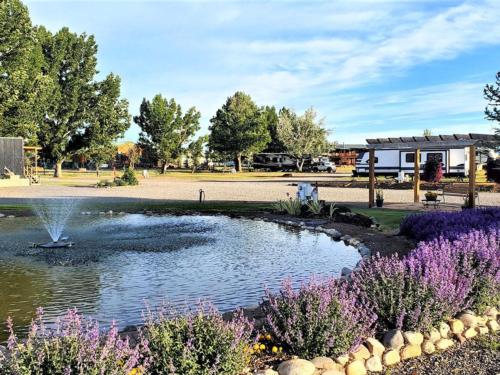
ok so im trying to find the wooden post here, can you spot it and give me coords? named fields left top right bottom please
left=368, top=148, right=375, bottom=208
left=468, top=145, right=476, bottom=208
left=414, top=148, right=420, bottom=203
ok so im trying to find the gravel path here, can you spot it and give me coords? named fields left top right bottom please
left=1, top=177, right=499, bottom=207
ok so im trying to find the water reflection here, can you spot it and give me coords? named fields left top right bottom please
left=0, top=215, right=360, bottom=340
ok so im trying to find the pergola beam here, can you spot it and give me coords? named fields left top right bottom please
left=368, top=148, right=375, bottom=208
left=468, top=145, right=476, bottom=208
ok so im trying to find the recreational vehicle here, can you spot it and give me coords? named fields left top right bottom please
left=253, top=153, right=298, bottom=171
left=354, top=134, right=497, bottom=177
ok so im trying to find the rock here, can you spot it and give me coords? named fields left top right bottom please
left=476, top=316, right=488, bottom=326
left=383, top=329, right=404, bottom=350
left=358, top=246, right=371, bottom=257
left=422, top=340, right=435, bottom=354
left=403, top=331, right=424, bottom=346
left=382, top=350, right=400, bottom=366
left=341, top=267, right=352, bottom=277
left=256, top=370, right=279, bottom=375
left=448, top=319, right=464, bottom=334
left=435, top=338, right=454, bottom=350
left=322, top=370, right=345, bottom=375
left=476, top=326, right=489, bottom=335
left=0, top=213, right=5, bottom=218
left=400, top=345, right=422, bottom=360
left=439, top=322, right=450, bottom=338
left=349, top=345, right=370, bottom=360
left=455, top=334, right=466, bottom=344
left=311, top=357, right=335, bottom=370
left=486, top=320, right=499, bottom=332
left=277, top=359, right=316, bottom=375
left=99, top=211, right=105, bottom=215
left=463, top=327, right=477, bottom=339
left=335, top=355, right=349, bottom=366
left=345, top=360, right=366, bottom=375
left=485, top=307, right=498, bottom=320
left=458, top=313, right=477, bottom=328
left=365, top=337, right=385, bottom=357
left=424, top=328, right=441, bottom=343
left=6, top=215, right=14, bottom=218
left=365, top=356, right=382, bottom=373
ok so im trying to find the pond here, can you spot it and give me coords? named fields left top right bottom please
left=0, top=214, right=360, bottom=339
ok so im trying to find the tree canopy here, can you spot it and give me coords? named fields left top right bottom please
left=484, top=72, right=500, bottom=136
left=208, top=91, right=270, bottom=171
left=277, top=107, right=329, bottom=171
left=134, top=94, right=201, bottom=173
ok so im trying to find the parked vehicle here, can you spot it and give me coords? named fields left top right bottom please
left=310, top=159, right=336, bottom=173
left=253, top=153, right=298, bottom=171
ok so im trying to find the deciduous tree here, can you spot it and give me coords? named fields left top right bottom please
left=277, top=107, right=329, bottom=171
left=134, top=95, right=200, bottom=173
left=187, top=135, right=207, bottom=173
left=208, top=92, right=270, bottom=172
left=484, top=72, right=500, bottom=138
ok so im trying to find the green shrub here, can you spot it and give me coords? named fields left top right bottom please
left=120, top=167, right=139, bottom=186
left=96, top=179, right=116, bottom=188
left=141, top=303, right=253, bottom=375
left=306, top=200, right=323, bottom=215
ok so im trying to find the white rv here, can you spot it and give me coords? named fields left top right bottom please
left=354, top=134, right=496, bottom=177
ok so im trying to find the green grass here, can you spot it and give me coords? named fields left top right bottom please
left=0, top=204, right=30, bottom=212
left=350, top=207, right=414, bottom=231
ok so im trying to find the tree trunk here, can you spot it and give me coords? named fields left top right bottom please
left=96, top=165, right=100, bottom=178
left=234, top=154, right=242, bottom=172
left=54, top=160, right=63, bottom=178
left=161, top=161, right=168, bottom=174
left=297, top=159, right=305, bottom=172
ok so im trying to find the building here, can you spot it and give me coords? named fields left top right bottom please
left=331, top=144, right=367, bottom=166
left=0, top=137, right=40, bottom=186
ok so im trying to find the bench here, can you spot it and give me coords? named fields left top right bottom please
left=439, top=184, right=479, bottom=205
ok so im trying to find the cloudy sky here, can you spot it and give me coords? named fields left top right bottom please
left=26, top=0, right=500, bottom=144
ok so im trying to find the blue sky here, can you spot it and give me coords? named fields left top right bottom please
left=25, top=0, right=500, bottom=144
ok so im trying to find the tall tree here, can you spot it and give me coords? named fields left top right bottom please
left=0, top=0, right=51, bottom=143
left=484, top=71, right=500, bottom=137
left=37, top=26, right=99, bottom=177
left=262, top=106, right=285, bottom=153
left=187, top=135, right=207, bottom=173
left=74, top=74, right=130, bottom=176
left=134, top=95, right=201, bottom=173
left=277, top=107, right=329, bottom=171
left=208, top=92, right=270, bottom=172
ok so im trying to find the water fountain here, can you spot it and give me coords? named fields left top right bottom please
left=31, top=198, right=79, bottom=248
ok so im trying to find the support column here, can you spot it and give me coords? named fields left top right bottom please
left=414, top=148, right=420, bottom=203
left=368, top=148, right=375, bottom=208
left=468, top=145, right=476, bottom=208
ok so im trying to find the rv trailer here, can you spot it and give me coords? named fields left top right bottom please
left=253, top=153, right=298, bottom=171
left=354, top=134, right=497, bottom=177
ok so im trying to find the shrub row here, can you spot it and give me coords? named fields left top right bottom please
left=400, top=207, right=500, bottom=242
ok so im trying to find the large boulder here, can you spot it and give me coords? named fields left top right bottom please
left=403, top=331, right=423, bottom=346
left=350, top=345, right=370, bottom=361
left=345, top=360, right=367, bottom=375
left=277, top=359, right=316, bottom=375
left=365, top=337, right=385, bottom=357
left=382, top=350, right=400, bottom=366
left=365, top=356, right=383, bottom=373
left=400, top=345, right=422, bottom=360
left=311, top=357, right=336, bottom=370
left=383, top=329, right=404, bottom=350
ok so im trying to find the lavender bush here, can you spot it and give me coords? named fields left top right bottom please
left=262, top=278, right=376, bottom=358
left=140, top=302, right=253, bottom=375
left=0, top=308, right=143, bottom=375
left=400, top=207, right=500, bottom=242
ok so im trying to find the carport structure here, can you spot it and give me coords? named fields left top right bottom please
left=366, top=133, right=498, bottom=209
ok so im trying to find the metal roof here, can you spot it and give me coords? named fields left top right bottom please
left=366, top=133, right=497, bottom=149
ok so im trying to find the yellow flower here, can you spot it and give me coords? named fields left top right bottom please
left=279, top=347, right=283, bottom=352
left=272, top=346, right=278, bottom=353
left=253, top=343, right=260, bottom=351
left=266, top=334, right=272, bottom=340
left=259, top=344, right=266, bottom=350
left=128, top=368, right=142, bottom=375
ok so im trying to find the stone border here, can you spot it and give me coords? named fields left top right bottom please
left=255, top=307, right=499, bottom=375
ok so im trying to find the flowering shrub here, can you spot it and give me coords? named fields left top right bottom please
left=140, top=302, right=253, bottom=375
left=400, top=207, right=500, bottom=242
left=423, top=159, right=443, bottom=182
left=0, top=308, right=143, bottom=375
left=262, top=278, right=376, bottom=358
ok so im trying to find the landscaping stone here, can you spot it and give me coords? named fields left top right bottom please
left=256, top=370, right=279, bottom=375
left=6, top=215, right=14, bottom=218
left=455, top=333, right=466, bottom=344
left=365, top=337, right=385, bottom=357
left=448, top=319, right=464, bottom=334
left=476, top=316, right=488, bottom=326
left=365, top=356, right=382, bottom=373
left=341, top=267, right=352, bottom=277
left=311, top=357, right=335, bottom=370
left=382, top=329, right=404, bottom=350
left=403, top=331, right=423, bottom=346
left=463, top=327, right=477, bottom=339
left=320, top=363, right=345, bottom=374
left=382, top=350, right=400, bottom=366
left=321, top=369, right=345, bottom=375
left=422, top=340, right=435, bottom=354
left=458, top=313, right=477, bottom=328
left=349, top=345, right=370, bottom=360
left=438, top=322, right=451, bottom=338
left=486, top=320, right=499, bottom=332
left=345, top=360, right=366, bottom=375
left=435, top=338, right=454, bottom=350
left=335, top=355, right=349, bottom=366
left=277, top=359, right=316, bottom=375
left=485, top=307, right=498, bottom=320
left=400, top=344, right=422, bottom=360
left=358, top=246, right=370, bottom=257
left=476, top=326, right=489, bottom=335
left=424, top=328, right=441, bottom=343
left=0, top=213, right=5, bottom=218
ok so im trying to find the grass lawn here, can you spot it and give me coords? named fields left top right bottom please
left=350, top=207, right=414, bottom=231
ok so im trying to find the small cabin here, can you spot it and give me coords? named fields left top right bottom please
left=0, top=137, right=40, bottom=185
